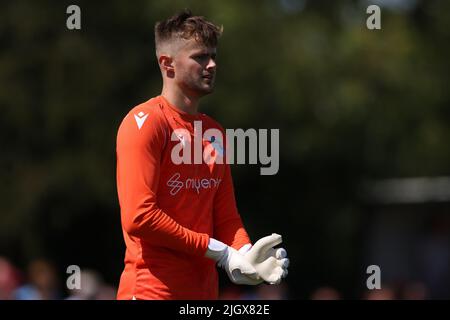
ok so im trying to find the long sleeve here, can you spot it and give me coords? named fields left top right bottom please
left=213, top=162, right=251, bottom=250
left=116, top=105, right=209, bottom=256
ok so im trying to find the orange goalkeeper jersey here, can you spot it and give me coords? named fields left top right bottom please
left=116, top=95, right=250, bottom=300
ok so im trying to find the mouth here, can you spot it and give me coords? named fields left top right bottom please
left=202, top=74, right=214, bottom=80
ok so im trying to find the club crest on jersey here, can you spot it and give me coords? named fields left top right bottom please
left=209, top=136, right=223, bottom=157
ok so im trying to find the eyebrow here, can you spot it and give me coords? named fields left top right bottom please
left=190, top=51, right=216, bottom=59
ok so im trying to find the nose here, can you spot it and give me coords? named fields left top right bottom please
left=206, top=57, right=216, bottom=71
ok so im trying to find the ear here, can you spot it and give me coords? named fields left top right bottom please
left=159, top=55, right=174, bottom=73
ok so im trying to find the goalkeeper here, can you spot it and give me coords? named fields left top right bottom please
left=115, top=9, right=289, bottom=300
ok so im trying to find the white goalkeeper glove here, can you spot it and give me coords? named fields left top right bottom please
left=243, top=233, right=289, bottom=285
left=205, top=238, right=262, bottom=285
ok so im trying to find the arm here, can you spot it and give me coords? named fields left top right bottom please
left=116, top=107, right=209, bottom=256
left=209, top=132, right=289, bottom=285
left=213, top=163, right=251, bottom=250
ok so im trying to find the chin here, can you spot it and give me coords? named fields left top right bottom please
left=184, top=81, right=215, bottom=96
left=195, top=85, right=215, bottom=96
left=204, top=86, right=215, bottom=94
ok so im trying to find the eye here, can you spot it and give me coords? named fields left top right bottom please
left=193, top=54, right=207, bottom=60
left=191, top=53, right=217, bottom=63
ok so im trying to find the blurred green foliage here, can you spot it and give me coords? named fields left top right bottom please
left=1, top=0, right=449, bottom=298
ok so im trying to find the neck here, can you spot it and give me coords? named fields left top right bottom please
left=161, top=85, right=199, bottom=115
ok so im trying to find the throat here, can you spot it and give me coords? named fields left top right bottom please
left=161, top=89, right=199, bottom=115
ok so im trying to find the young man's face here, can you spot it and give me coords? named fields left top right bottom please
left=172, top=38, right=217, bottom=97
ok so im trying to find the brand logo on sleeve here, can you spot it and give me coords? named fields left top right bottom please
left=134, top=111, right=149, bottom=130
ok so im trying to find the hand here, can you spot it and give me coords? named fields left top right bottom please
left=219, top=244, right=265, bottom=285
left=217, top=246, right=263, bottom=285
left=243, top=233, right=289, bottom=285
left=205, top=238, right=261, bottom=285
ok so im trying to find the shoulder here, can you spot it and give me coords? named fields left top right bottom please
left=120, top=97, right=166, bottom=129
left=117, top=97, right=168, bottom=145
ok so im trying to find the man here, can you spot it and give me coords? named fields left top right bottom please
left=116, top=9, right=289, bottom=300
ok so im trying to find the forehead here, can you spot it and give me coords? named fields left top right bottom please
left=179, top=38, right=216, bottom=54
